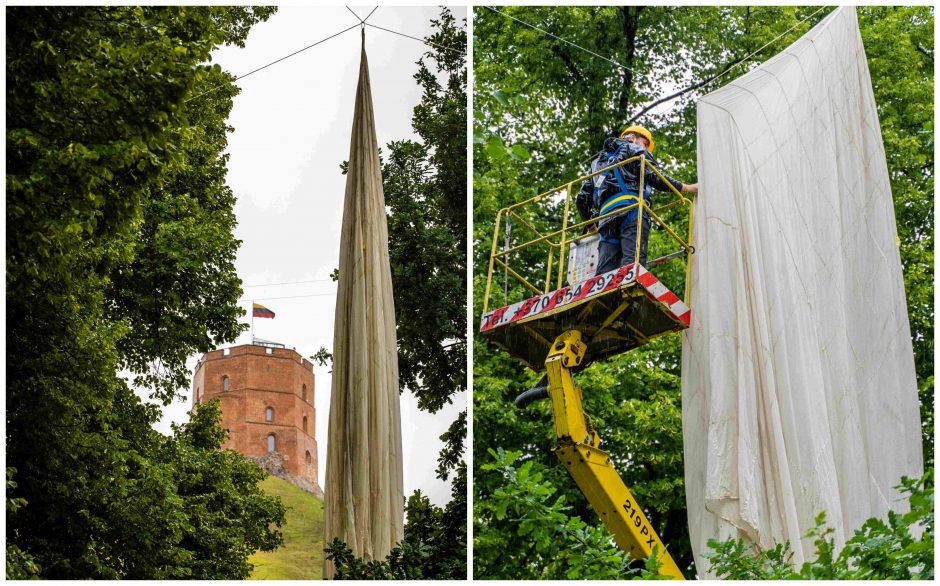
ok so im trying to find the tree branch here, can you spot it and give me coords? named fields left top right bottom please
left=550, top=44, right=584, bottom=82
left=625, top=53, right=749, bottom=125
left=616, top=7, right=641, bottom=120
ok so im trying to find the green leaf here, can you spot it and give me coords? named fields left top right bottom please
left=510, top=143, right=531, bottom=161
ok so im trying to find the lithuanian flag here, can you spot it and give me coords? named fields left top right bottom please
left=252, top=303, right=275, bottom=319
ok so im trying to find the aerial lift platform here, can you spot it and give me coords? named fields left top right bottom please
left=480, top=155, right=694, bottom=579
left=481, top=260, right=690, bottom=369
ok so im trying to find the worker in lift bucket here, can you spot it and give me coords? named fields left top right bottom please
left=576, top=125, right=698, bottom=274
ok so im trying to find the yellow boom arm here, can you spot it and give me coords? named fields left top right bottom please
left=542, top=330, right=684, bottom=580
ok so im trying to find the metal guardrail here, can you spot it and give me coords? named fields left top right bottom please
left=482, top=155, right=694, bottom=316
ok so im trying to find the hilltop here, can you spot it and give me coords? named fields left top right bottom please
left=249, top=476, right=324, bottom=580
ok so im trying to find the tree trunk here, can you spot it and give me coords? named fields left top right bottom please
left=616, top=6, right=642, bottom=123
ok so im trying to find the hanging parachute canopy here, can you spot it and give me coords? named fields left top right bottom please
left=323, top=29, right=404, bottom=579
left=683, top=6, right=922, bottom=577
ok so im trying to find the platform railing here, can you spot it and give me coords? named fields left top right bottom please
left=482, top=155, right=694, bottom=316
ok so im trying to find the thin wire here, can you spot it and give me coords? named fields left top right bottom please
left=345, top=5, right=364, bottom=23
left=239, top=292, right=336, bottom=302
left=624, top=6, right=829, bottom=123
left=486, top=5, right=829, bottom=125
left=242, top=278, right=333, bottom=288
left=347, top=6, right=379, bottom=24
left=709, top=6, right=829, bottom=87
left=485, top=6, right=633, bottom=73
left=187, top=9, right=430, bottom=103
left=186, top=22, right=360, bottom=102
left=365, top=22, right=465, bottom=56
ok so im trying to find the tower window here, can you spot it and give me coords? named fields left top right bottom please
left=305, top=450, right=312, bottom=465
left=222, top=375, right=230, bottom=392
left=303, top=416, right=308, bottom=433
left=265, top=407, right=273, bottom=422
left=267, top=434, right=276, bottom=453
left=302, top=384, right=307, bottom=402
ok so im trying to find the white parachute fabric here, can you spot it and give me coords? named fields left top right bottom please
left=323, top=32, right=404, bottom=579
left=683, top=7, right=922, bottom=576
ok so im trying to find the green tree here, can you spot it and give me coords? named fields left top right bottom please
left=5, top=470, right=41, bottom=580
left=475, top=448, right=671, bottom=580
left=385, top=7, right=468, bottom=416
left=5, top=6, right=281, bottom=578
left=168, top=401, right=286, bottom=579
left=109, top=61, right=246, bottom=401
left=473, top=5, right=933, bottom=578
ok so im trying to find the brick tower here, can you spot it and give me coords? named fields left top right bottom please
left=191, top=343, right=319, bottom=492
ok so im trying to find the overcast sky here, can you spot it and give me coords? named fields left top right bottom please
left=147, top=5, right=467, bottom=508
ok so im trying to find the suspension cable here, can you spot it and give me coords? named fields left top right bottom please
left=485, top=6, right=633, bottom=73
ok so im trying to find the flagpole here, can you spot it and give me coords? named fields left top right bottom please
left=251, top=300, right=255, bottom=345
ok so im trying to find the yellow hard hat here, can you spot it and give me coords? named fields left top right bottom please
left=620, top=125, right=655, bottom=152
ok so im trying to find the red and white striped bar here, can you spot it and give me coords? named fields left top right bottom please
left=635, top=265, right=690, bottom=326
left=481, top=263, right=689, bottom=332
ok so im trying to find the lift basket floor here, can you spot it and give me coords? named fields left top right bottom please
left=480, top=263, right=690, bottom=370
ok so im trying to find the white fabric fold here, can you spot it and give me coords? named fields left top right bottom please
left=683, top=7, right=922, bottom=577
left=323, top=32, right=404, bottom=579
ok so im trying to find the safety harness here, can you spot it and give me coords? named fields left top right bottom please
left=592, top=142, right=651, bottom=244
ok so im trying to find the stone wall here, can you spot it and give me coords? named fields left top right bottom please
left=246, top=452, right=324, bottom=498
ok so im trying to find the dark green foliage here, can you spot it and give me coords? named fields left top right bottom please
left=384, top=6, right=468, bottom=573
left=325, top=465, right=468, bottom=580
left=474, top=449, right=673, bottom=580
left=5, top=5, right=280, bottom=578
left=385, top=7, right=467, bottom=415
left=6, top=470, right=41, bottom=579
left=436, top=410, right=467, bottom=480
left=704, top=469, right=934, bottom=579
left=168, top=401, right=286, bottom=579
left=473, top=5, right=932, bottom=579
left=109, top=70, right=246, bottom=401
left=310, top=347, right=333, bottom=368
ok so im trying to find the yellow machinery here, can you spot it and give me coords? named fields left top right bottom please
left=480, top=155, right=694, bottom=579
